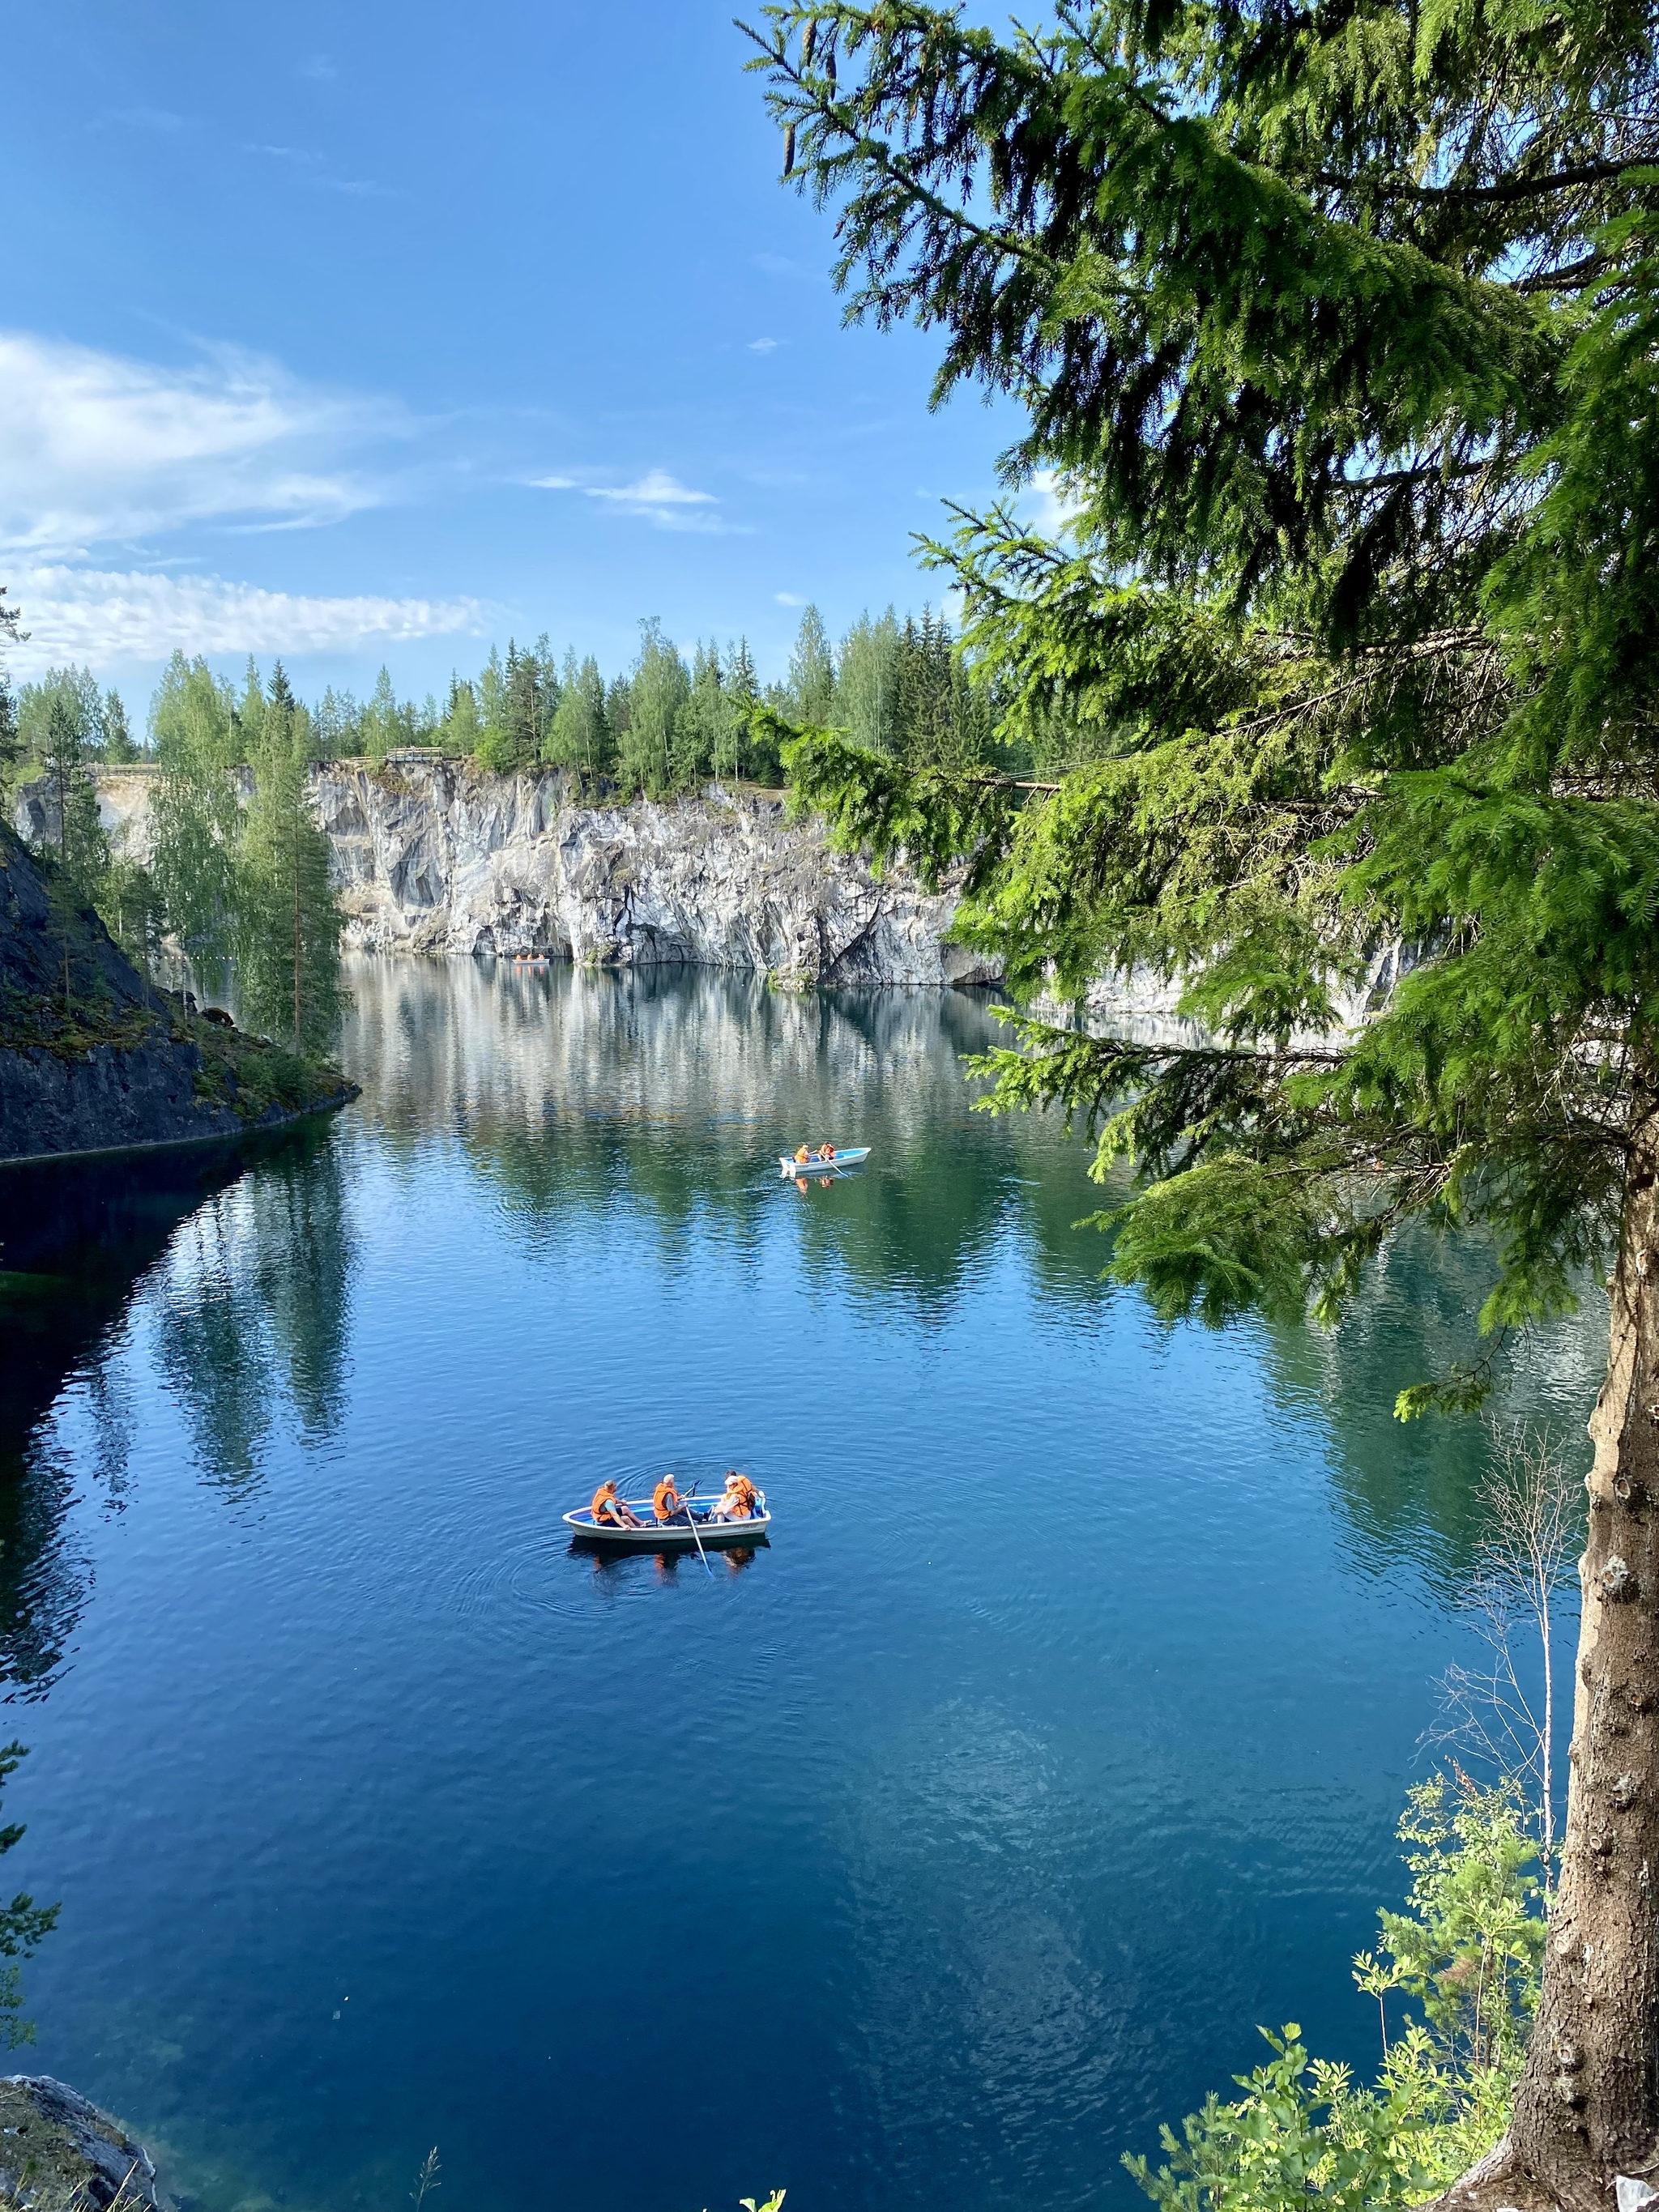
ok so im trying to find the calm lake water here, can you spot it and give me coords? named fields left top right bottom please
left=0, top=960, right=1601, bottom=2212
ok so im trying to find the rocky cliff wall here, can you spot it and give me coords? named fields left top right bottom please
left=22, top=762, right=1400, bottom=1029
left=0, top=826, right=356, bottom=1164
left=311, top=762, right=1005, bottom=985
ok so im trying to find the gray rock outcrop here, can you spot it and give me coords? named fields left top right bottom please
left=0, top=827, right=356, bottom=1164
left=0, top=2075, right=164, bottom=2210
left=311, top=762, right=1003, bottom=983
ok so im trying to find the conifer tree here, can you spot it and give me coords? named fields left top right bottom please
left=237, top=662, right=343, bottom=1056
left=747, top=6, right=1659, bottom=2203
left=787, top=604, right=837, bottom=724
left=620, top=620, right=691, bottom=797
left=101, top=688, right=138, bottom=764
left=149, top=653, right=245, bottom=985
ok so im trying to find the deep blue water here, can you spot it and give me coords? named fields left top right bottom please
left=0, top=960, right=1600, bottom=2212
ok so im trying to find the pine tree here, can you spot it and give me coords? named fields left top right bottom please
left=547, top=652, right=612, bottom=782
left=619, top=619, right=691, bottom=798
left=787, top=604, right=836, bottom=724
left=148, top=653, right=245, bottom=987
left=835, top=608, right=900, bottom=754
left=101, top=688, right=139, bottom=764
left=237, top=661, right=343, bottom=1057
left=748, top=8, right=1659, bottom=2203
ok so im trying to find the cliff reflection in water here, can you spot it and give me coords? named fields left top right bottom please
left=0, top=1125, right=356, bottom=1690
left=342, top=954, right=1111, bottom=1313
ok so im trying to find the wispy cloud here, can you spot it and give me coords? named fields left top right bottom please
left=1026, top=467, right=1085, bottom=538
left=6, top=565, right=482, bottom=671
left=301, top=53, right=337, bottom=81
left=535, top=468, right=727, bottom=532
left=104, top=105, right=188, bottom=133
left=0, top=329, right=408, bottom=554
left=774, top=591, right=804, bottom=606
left=748, top=338, right=781, bottom=354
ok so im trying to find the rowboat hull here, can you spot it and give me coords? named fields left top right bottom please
left=778, top=1147, right=871, bottom=1174
left=564, top=1509, right=772, bottom=1549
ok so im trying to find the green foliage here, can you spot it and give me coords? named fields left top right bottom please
left=740, top=0, right=1659, bottom=1406
left=236, top=663, right=346, bottom=1055
left=0, top=1741, right=58, bottom=2048
left=148, top=653, right=245, bottom=984
left=1126, top=1776, right=1542, bottom=2212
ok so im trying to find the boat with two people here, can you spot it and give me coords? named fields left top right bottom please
left=778, top=1143, right=871, bottom=1177
left=566, top=1471, right=771, bottom=1549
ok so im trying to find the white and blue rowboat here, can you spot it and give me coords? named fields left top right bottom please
left=564, top=1491, right=771, bottom=1549
left=778, top=1147, right=872, bottom=1176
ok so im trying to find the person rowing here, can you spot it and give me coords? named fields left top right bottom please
left=794, top=1144, right=812, bottom=1165
left=652, top=1472, right=698, bottom=1526
left=591, top=1479, right=642, bottom=1528
left=816, top=1143, right=836, bottom=1161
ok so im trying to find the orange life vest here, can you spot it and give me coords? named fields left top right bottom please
left=726, top=1477, right=757, bottom=1518
left=795, top=1145, right=811, bottom=1164
left=653, top=1478, right=682, bottom=1523
left=591, top=1484, right=621, bottom=1524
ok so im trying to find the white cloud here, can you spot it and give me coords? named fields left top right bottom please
left=586, top=470, right=714, bottom=511
left=301, top=53, right=337, bottom=80
left=6, top=565, right=481, bottom=671
left=533, top=468, right=727, bottom=532
left=1026, top=467, right=1086, bottom=538
left=0, top=329, right=405, bottom=555
left=748, top=338, right=780, bottom=354
left=774, top=591, right=804, bottom=606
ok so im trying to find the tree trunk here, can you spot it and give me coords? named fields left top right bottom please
left=1505, top=1128, right=1659, bottom=2209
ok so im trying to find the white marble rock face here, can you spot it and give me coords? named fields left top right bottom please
left=307, top=762, right=1005, bottom=986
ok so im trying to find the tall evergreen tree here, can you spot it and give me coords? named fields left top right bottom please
left=237, top=662, right=343, bottom=1056
left=36, top=697, right=109, bottom=896
left=547, top=652, right=612, bottom=782
left=748, top=6, right=1659, bottom=2204
left=149, top=653, right=244, bottom=986
left=835, top=608, right=901, bottom=754
left=620, top=620, right=691, bottom=798
left=101, top=688, right=139, bottom=764
left=787, top=603, right=837, bottom=724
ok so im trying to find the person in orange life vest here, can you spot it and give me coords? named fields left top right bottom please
left=794, top=1144, right=812, bottom=1165
left=712, top=1472, right=758, bottom=1521
left=652, top=1473, right=693, bottom=1525
left=591, top=1480, right=642, bottom=1528
left=817, top=1143, right=836, bottom=1161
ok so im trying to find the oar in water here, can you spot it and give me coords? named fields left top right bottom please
left=685, top=1482, right=714, bottom=1578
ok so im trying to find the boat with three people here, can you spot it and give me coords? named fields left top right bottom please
left=565, top=1481, right=771, bottom=1549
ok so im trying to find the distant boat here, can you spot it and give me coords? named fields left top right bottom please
left=565, top=1493, right=771, bottom=1549
left=778, top=1147, right=871, bottom=1175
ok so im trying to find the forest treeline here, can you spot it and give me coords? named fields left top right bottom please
left=2, top=601, right=1002, bottom=803
left=0, top=599, right=1004, bottom=1059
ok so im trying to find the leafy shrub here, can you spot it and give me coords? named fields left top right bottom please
left=1125, top=1775, right=1542, bottom=2212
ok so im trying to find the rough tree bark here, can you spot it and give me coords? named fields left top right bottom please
left=1457, top=1127, right=1659, bottom=2211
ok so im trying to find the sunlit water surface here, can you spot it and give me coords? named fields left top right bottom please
left=0, top=960, right=1601, bottom=2212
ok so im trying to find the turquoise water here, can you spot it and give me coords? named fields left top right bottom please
left=0, top=961, right=1600, bottom=2212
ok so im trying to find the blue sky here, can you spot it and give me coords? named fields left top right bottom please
left=5, top=0, right=1034, bottom=710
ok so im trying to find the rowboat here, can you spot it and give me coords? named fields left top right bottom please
left=778, top=1146, right=872, bottom=1175
left=564, top=1493, right=771, bottom=1549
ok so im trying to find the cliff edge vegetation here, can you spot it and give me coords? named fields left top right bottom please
left=0, top=824, right=355, bottom=1164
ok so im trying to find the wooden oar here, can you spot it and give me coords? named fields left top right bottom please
left=685, top=1482, right=714, bottom=1577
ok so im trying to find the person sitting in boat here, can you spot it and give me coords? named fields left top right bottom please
left=653, top=1473, right=692, bottom=1525
left=816, top=1143, right=836, bottom=1161
left=712, top=1472, right=758, bottom=1521
left=591, top=1480, right=642, bottom=1528
left=794, top=1144, right=812, bottom=1165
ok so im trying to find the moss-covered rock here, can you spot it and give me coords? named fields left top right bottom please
left=0, top=827, right=356, bottom=1164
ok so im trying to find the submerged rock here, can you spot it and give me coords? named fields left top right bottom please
left=0, top=2075, right=164, bottom=2210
